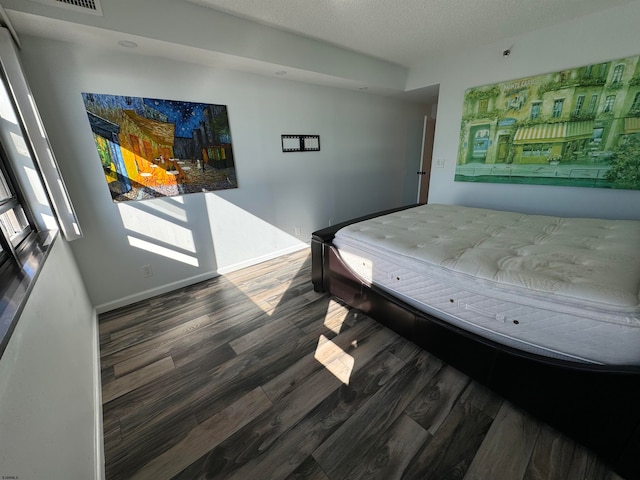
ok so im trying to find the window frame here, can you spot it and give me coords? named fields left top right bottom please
left=552, top=99, right=564, bottom=118
left=478, top=99, right=488, bottom=115
left=0, top=27, right=72, bottom=359
left=631, top=92, right=640, bottom=111
left=587, top=94, right=598, bottom=114
left=530, top=102, right=541, bottom=120
left=573, top=95, right=585, bottom=116
left=612, top=64, right=625, bottom=84
left=584, top=65, right=593, bottom=78
left=591, top=127, right=604, bottom=144
left=0, top=29, right=81, bottom=242
left=598, top=62, right=609, bottom=79
left=0, top=126, right=36, bottom=268
left=0, top=48, right=44, bottom=263
left=603, top=95, right=616, bottom=113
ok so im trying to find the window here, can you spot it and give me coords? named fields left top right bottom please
left=573, top=95, right=585, bottom=116
left=587, top=94, right=598, bottom=114
left=598, top=62, right=609, bottom=79
left=612, top=64, right=625, bottom=84
left=584, top=65, right=593, bottom=78
left=552, top=99, right=564, bottom=118
left=530, top=102, right=541, bottom=120
left=591, top=127, right=604, bottom=144
left=603, top=95, right=615, bottom=113
left=631, top=92, right=640, bottom=111
left=0, top=149, right=32, bottom=264
left=522, top=143, right=553, bottom=157
left=0, top=29, right=81, bottom=359
left=471, top=129, right=490, bottom=159
left=0, top=31, right=80, bottom=242
left=478, top=99, right=488, bottom=115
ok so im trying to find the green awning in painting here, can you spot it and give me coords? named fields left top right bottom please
left=624, top=117, right=640, bottom=134
left=513, top=121, right=594, bottom=143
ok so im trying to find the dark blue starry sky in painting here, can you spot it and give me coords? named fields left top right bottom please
left=143, top=98, right=209, bottom=139
left=82, top=93, right=230, bottom=141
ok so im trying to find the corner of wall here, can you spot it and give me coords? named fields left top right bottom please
left=92, top=308, right=105, bottom=480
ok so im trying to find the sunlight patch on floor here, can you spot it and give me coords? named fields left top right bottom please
left=323, top=299, right=351, bottom=334
left=221, top=252, right=310, bottom=315
left=314, top=334, right=354, bottom=385
left=223, top=274, right=296, bottom=315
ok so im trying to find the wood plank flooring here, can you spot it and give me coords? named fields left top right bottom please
left=99, top=249, right=626, bottom=480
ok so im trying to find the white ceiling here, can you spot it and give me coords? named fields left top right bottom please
left=3, top=0, right=637, bottom=105
left=185, top=0, right=637, bottom=67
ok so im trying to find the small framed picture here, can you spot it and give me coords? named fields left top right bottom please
left=282, top=134, right=320, bottom=152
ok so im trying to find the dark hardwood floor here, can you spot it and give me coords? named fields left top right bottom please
left=99, top=249, right=625, bottom=480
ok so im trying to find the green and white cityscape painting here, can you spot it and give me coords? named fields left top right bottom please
left=456, top=54, right=640, bottom=190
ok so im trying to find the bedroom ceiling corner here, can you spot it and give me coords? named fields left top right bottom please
left=181, top=0, right=640, bottom=68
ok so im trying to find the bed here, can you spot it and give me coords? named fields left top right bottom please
left=311, top=203, right=640, bottom=479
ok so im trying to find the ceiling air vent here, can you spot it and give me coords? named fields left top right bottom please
left=28, top=0, right=103, bottom=16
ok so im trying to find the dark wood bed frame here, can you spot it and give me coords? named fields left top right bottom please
left=311, top=205, right=640, bottom=480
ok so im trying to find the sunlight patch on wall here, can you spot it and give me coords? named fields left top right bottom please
left=23, top=166, right=49, bottom=205
left=205, top=194, right=306, bottom=271
left=40, top=213, right=58, bottom=231
left=205, top=193, right=307, bottom=312
left=127, top=236, right=199, bottom=267
left=118, top=203, right=196, bottom=253
left=314, top=334, right=354, bottom=385
left=141, top=197, right=188, bottom=222
left=57, top=178, right=74, bottom=215
left=10, top=131, right=29, bottom=157
left=0, top=89, right=18, bottom=124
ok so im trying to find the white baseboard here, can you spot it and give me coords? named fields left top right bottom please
left=95, top=270, right=220, bottom=314
left=95, top=243, right=309, bottom=314
left=92, top=309, right=106, bottom=480
left=215, top=243, right=308, bottom=275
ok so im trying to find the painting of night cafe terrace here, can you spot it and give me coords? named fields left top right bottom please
left=82, top=93, right=237, bottom=202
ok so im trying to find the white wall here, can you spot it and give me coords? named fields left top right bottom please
left=17, top=36, right=428, bottom=310
left=0, top=236, right=100, bottom=480
left=408, top=1, right=640, bottom=220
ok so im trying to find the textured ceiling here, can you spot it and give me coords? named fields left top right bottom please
left=185, top=0, right=637, bottom=67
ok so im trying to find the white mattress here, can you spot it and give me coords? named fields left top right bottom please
left=333, top=204, right=640, bottom=365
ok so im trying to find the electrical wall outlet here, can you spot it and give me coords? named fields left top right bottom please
left=141, top=265, right=153, bottom=278
left=294, top=226, right=301, bottom=236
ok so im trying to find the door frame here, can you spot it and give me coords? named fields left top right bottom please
left=417, top=115, right=436, bottom=204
